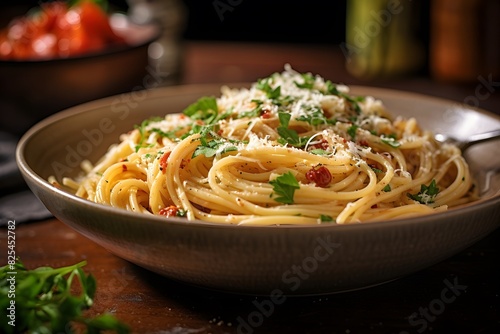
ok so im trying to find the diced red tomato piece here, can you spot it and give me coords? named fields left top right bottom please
left=306, top=166, right=332, bottom=188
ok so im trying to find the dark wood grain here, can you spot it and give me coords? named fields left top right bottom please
left=3, top=217, right=499, bottom=334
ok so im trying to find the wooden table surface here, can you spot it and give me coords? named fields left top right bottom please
left=2, top=41, right=500, bottom=334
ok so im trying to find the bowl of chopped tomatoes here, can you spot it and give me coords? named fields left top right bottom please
left=0, top=0, right=160, bottom=136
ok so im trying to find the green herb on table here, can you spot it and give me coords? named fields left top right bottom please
left=0, top=258, right=129, bottom=334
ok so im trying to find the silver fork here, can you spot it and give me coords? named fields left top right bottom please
left=434, top=129, right=500, bottom=151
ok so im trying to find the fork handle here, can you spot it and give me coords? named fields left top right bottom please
left=464, top=129, right=500, bottom=150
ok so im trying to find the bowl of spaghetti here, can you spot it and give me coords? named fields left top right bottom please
left=16, top=66, right=500, bottom=295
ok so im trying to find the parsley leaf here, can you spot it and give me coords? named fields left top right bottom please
left=256, top=78, right=281, bottom=99
left=150, top=127, right=179, bottom=140
left=183, top=96, right=219, bottom=122
left=0, top=258, right=129, bottom=334
left=269, top=172, right=300, bottom=204
left=134, top=116, right=163, bottom=152
left=192, top=139, right=238, bottom=158
left=276, top=112, right=309, bottom=147
left=407, top=179, right=439, bottom=204
left=295, top=105, right=336, bottom=126
left=309, top=149, right=330, bottom=156
left=347, top=124, right=358, bottom=140
left=237, top=104, right=263, bottom=119
left=294, top=73, right=315, bottom=89
left=381, top=134, right=401, bottom=148
left=324, top=80, right=363, bottom=114
left=382, top=184, right=391, bottom=192
left=320, top=214, right=335, bottom=223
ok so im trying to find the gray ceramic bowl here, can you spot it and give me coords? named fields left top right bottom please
left=0, top=13, right=160, bottom=136
left=16, top=84, right=500, bottom=296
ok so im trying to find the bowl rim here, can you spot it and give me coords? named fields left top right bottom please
left=0, top=14, right=161, bottom=64
left=15, top=83, right=500, bottom=231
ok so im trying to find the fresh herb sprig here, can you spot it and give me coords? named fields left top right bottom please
left=295, top=105, right=336, bottom=127
left=294, top=73, right=316, bottom=89
left=256, top=77, right=281, bottom=100
left=276, top=112, right=309, bottom=147
left=324, top=81, right=364, bottom=114
left=381, top=134, right=401, bottom=148
left=192, top=137, right=238, bottom=158
left=408, top=179, right=440, bottom=204
left=269, top=171, right=300, bottom=204
left=134, top=116, right=164, bottom=152
left=0, top=258, right=129, bottom=334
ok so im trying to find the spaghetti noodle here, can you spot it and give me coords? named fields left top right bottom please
left=52, top=66, right=477, bottom=225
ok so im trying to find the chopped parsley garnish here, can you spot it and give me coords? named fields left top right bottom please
left=382, top=184, right=391, bottom=192
left=183, top=96, right=233, bottom=131
left=319, top=214, right=335, bottom=223
left=324, top=80, right=363, bottom=114
left=309, top=149, right=330, bottom=156
left=183, top=96, right=219, bottom=121
left=150, top=127, right=179, bottom=140
left=176, top=208, right=187, bottom=217
left=347, top=124, right=358, bottom=140
left=133, top=116, right=163, bottom=152
left=256, top=77, right=281, bottom=100
left=276, top=112, right=308, bottom=147
left=294, top=73, right=315, bottom=89
left=192, top=131, right=238, bottom=158
left=381, top=134, right=401, bottom=148
left=238, top=104, right=263, bottom=119
left=295, top=105, right=336, bottom=126
left=269, top=171, right=300, bottom=204
left=407, top=179, right=439, bottom=204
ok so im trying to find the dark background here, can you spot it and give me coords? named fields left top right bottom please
left=0, top=0, right=431, bottom=46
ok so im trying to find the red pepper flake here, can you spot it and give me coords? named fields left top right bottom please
left=358, top=139, right=369, bottom=147
left=159, top=205, right=179, bottom=217
left=306, top=166, right=332, bottom=188
left=261, top=108, right=272, bottom=119
left=159, top=151, right=171, bottom=173
left=122, top=164, right=128, bottom=172
left=310, top=138, right=329, bottom=150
